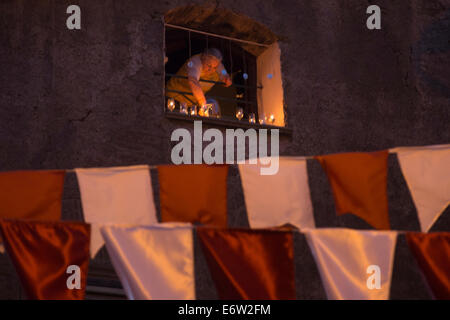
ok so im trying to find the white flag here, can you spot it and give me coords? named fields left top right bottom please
left=304, top=228, right=397, bottom=300
left=75, top=165, right=158, bottom=257
left=101, top=223, right=195, bottom=300
left=396, top=145, right=450, bottom=232
left=238, top=157, right=315, bottom=229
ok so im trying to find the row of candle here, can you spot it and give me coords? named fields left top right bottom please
left=235, top=108, right=275, bottom=125
left=167, top=98, right=276, bottom=125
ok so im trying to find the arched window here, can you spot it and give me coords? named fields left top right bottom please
left=163, top=5, right=287, bottom=128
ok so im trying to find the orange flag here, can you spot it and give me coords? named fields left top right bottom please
left=406, top=232, right=450, bottom=299
left=316, top=151, right=390, bottom=229
left=197, top=228, right=296, bottom=299
left=158, top=164, right=228, bottom=227
left=0, top=219, right=91, bottom=300
left=0, top=170, right=65, bottom=221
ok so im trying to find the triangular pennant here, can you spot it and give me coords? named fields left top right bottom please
left=316, top=151, right=390, bottom=229
left=75, top=165, right=158, bottom=258
left=158, top=164, right=228, bottom=227
left=0, top=219, right=90, bottom=300
left=406, top=232, right=450, bottom=299
left=197, top=228, right=296, bottom=299
left=238, top=157, right=315, bottom=229
left=304, top=228, right=397, bottom=300
left=101, top=223, right=195, bottom=300
left=396, top=147, right=450, bottom=231
left=0, top=170, right=65, bottom=221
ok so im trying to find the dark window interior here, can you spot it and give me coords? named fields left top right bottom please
left=165, top=27, right=258, bottom=121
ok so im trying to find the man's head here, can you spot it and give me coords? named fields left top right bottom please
left=201, top=48, right=222, bottom=74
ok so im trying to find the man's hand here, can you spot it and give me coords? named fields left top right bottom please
left=223, top=75, right=232, bottom=87
left=198, top=106, right=207, bottom=117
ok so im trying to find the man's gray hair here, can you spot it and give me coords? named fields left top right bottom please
left=203, top=48, right=223, bottom=61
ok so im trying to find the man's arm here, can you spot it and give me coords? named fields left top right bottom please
left=187, top=57, right=207, bottom=106
left=217, top=63, right=232, bottom=87
left=188, top=76, right=207, bottom=106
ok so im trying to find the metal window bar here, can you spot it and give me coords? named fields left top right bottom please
left=229, top=39, right=233, bottom=76
left=166, top=89, right=257, bottom=106
left=188, top=31, right=191, bottom=57
left=165, top=73, right=262, bottom=90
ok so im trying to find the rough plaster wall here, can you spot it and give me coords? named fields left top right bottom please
left=0, top=0, right=449, bottom=299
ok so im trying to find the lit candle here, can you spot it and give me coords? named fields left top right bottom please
left=180, top=102, right=188, bottom=114
left=167, top=98, right=175, bottom=111
left=269, top=114, right=275, bottom=124
left=236, top=108, right=244, bottom=121
left=259, top=114, right=265, bottom=125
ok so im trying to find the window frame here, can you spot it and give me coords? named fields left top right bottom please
left=162, top=21, right=292, bottom=136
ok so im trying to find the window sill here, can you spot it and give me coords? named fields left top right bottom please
left=165, top=111, right=293, bottom=136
